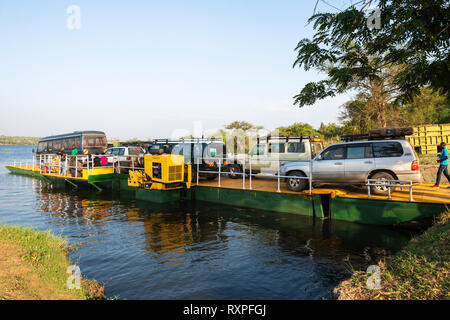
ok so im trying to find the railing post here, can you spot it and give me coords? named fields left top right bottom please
left=277, top=158, right=281, bottom=192
left=196, top=158, right=199, bottom=185
left=367, top=180, right=371, bottom=199
left=387, top=184, right=391, bottom=200
left=242, top=159, right=245, bottom=190
left=218, top=159, right=221, bottom=187
left=87, top=155, right=89, bottom=177
left=409, top=182, right=413, bottom=201
left=309, top=159, right=312, bottom=195
left=249, top=156, right=252, bottom=190
left=75, top=155, right=78, bottom=177
left=59, top=155, right=61, bottom=176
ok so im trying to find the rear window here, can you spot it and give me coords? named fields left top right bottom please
left=128, top=147, right=141, bottom=155
left=347, top=144, right=373, bottom=159
left=372, top=142, right=403, bottom=158
left=269, top=143, right=285, bottom=153
left=286, top=142, right=305, bottom=153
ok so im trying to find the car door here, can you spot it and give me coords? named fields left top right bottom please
left=344, top=143, right=375, bottom=182
left=313, top=145, right=346, bottom=182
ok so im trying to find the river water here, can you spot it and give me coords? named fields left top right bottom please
left=0, top=145, right=418, bottom=299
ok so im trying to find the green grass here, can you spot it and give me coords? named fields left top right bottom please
left=335, top=211, right=450, bottom=300
left=0, top=225, right=105, bottom=300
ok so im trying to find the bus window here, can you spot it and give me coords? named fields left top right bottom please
left=83, top=135, right=106, bottom=148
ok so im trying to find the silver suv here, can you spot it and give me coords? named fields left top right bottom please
left=280, top=140, right=421, bottom=195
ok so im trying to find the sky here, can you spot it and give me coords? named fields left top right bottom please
left=0, top=0, right=353, bottom=140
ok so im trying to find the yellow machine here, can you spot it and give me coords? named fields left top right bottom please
left=128, top=154, right=192, bottom=190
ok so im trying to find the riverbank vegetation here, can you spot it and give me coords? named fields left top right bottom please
left=334, top=211, right=450, bottom=300
left=0, top=224, right=105, bottom=300
left=0, top=136, right=40, bottom=145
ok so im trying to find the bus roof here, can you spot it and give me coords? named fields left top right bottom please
left=39, top=131, right=105, bottom=142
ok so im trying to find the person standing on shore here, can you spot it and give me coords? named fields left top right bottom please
left=432, top=142, right=450, bottom=188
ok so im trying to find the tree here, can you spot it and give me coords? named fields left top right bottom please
left=293, top=0, right=449, bottom=106
left=224, top=121, right=264, bottom=131
left=274, top=122, right=322, bottom=137
left=319, top=122, right=342, bottom=138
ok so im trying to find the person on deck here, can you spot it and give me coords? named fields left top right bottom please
left=71, top=145, right=78, bottom=156
left=432, top=142, right=450, bottom=188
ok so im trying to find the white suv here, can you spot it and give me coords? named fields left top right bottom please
left=280, top=139, right=421, bottom=195
left=105, top=146, right=145, bottom=172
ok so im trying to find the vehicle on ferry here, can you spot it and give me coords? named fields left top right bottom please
left=149, top=138, right=227, bottom=180
left=36, top=131, right=107, bottom=155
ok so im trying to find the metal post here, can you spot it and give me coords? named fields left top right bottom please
left=367, top=181, right=371, bottom=199
left=75, top=156, right=78, bottom=177
left=249, top=156, right=252, bottom=190
left=242, top=159, right=245, bottom=190
left=388, top=185, right=391, bottom=200
left=59, top=155, right=61, bottom=176
left=218, top=159, right=221, bottom=187
left=196, top=158, right=199, bottom=185
left=309, top=160, right=313, bottom=195
left=409, top=182, right=413, bottom=201
left=277, top=158, right=281, bottom=192
left=87, top=155, right=89, bottom=177
left=92, top=155, right=95, bottom=175
left=65, top=156, right=68, bottom=177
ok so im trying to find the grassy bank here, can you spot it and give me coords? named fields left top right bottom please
left=334, top=211, right=450, bottom=300
left=0, top=225, right=105, bottom=300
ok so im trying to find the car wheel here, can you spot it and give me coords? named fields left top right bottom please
left=370, top=172, right=396, bottom=196
left=286, top=171, right=307, bottom=192
left=228, top=164, right=241, bottom=179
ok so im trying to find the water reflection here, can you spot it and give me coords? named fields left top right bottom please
left=1, top=149, right=418, bottom=299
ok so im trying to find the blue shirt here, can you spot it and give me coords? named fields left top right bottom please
left=440, top=148, right=449, bottom=166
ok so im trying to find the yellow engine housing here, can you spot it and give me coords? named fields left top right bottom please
left=145, top=154, right=185, bottom=183
left=127, top=154, right=191, bottom=190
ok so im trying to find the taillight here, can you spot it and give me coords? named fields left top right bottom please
left=208, top=163, right=214, bottom=167
left=411, top=160, right=419, bottom=171
left=126, top=157, right=130, bottom=161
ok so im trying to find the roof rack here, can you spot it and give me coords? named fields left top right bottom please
left=340, top=134, right=406, bottom=142
left=256, top=136, right=321, bottom=143
left=119, top=141, right=152, bottom=147
left=151, top=137, right=223, bottom=144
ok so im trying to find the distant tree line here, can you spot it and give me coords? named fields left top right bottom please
left=0, top=136, right=41, bottom=145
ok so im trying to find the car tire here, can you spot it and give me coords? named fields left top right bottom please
left=228, top=164, right=241, bottom=179
left=286, top=171, right=307, bottom=192
left=370, top=172, right=396, bottom=196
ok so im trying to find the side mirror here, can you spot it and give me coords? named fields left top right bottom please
left=316, top=154, right=322, bottom=160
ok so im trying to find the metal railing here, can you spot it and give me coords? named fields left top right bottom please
left=366, top=179, right=414, bottom=201
left=196, top=157, right=313, bottom=194
left=13, top=154, right=145, bottom=179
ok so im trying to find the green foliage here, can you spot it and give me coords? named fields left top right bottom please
left=0, top=136, right=40, bottom=145
left=224, top=121, right=264, bottom=131
left=319, top=122, right=342, bottom=138
left=293, top=0, right=449, bottom=107
left=274, top=122, right=323, bottom=137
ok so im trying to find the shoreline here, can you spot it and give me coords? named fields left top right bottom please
left=0, top=224, right=106, bottom=300
left=333, top=211, right=449, bottom=300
